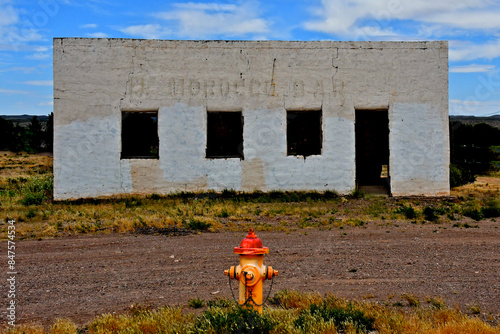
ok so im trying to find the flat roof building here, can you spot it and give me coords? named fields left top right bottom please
left=53, top=38, right=449, bottom=200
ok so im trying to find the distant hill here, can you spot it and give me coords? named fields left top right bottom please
left=450, top=115, right=500, bottom=129
left=1, top=114, right=49, bottom=125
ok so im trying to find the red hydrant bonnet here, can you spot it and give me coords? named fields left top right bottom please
left=234, top=229, right=269, bottom=255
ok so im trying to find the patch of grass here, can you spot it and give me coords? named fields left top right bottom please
left=423, top=206, right=440, bottom=222
left=215, top=209, right=230, bottom=218
left=188, top=298, right=205, bottom=309
left=124, top=197, right=143, bottom=208
left=482, top=198, right=500, bottom=218
left=295, top=301, right=375, bottom=333
left=147, top=193, right=162, bottom=200
left=427, top=296, right=447, bottom=310
left=351, top=188, right=366, bottom=199
left=25, top=208, right=37, bottom=219
left=194, top=306, right=273, bottom=334
left=270, top=289, right=322, bottom=310
left=186, top=218, right=211, bottom=231
left=468, top=303, right=482, bottom=315
left=401, top=293, right=421, bottom=307
left=87, top=306, right=190, bottom=334
left=207, top=298, right=234, bottom=308
left=463, top=207, right=484, bottom=221
left=21, top=192, right=46, bottom=206
left=452, top=222, right=479, bottom=229
left=395, top=204, right=418, bottom=219
left=221, top=188, right=237, bottom=198
left=19, top=175, right=53, bottom=206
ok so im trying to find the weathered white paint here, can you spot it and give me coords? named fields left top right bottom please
left=53, top=38, right=449, bottom=199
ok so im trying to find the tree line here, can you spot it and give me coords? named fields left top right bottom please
left=450, top=121, right=500, bottom=187
left=0, top=113, right=53, bottom=153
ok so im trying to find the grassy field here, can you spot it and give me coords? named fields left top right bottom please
left=5, top=290, right=500, bottom=334
left=1, top=151, right=499, bottom=240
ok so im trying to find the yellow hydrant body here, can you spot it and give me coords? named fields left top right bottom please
left=224, top=229, right=278, bottom=313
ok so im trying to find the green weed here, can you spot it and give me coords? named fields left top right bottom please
left=194, top=306, right=273, bottom=334
left=482, top=198, right=500, bottom=218
left=351, top=188, right=366, bottom=199
left=423, top=207, right=440, bottom=222
left=395, top=204, right=418, bottom=219
left=463, top=207, right=484, bottom=221
left=401, top=293, right=420, bottom=307
left=295, top=301, right=375, bottom=333
left=427, top=297, right=447, bottom=310
left=186, top=218, right=211, bottom=231
left=188, top=298, right=205, bottom=309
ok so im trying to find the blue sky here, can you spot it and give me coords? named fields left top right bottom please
left=1, top=0, right=500, bottom=116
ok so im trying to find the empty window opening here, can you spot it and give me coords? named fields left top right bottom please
left=121, top=111, right=159, bottom=159
left=206, top=111, right=244, bottom=159
left=287, top=110, right=322, bottom=156
left=355, top=109, right=390, bottom=194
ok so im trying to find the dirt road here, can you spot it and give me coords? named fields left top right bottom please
left=1, top=221, right=499, bottom=327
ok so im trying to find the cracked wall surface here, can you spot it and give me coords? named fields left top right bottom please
left=53, top=38, right=449, bottom=199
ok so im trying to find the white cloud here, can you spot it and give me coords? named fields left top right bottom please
left=173, top=3, right=239, bottom=11
left=304, top=0, right=500, bottom=39
left=26, top=52, right=51, bottom=60
left=120, top=1, right=270, bottom=39
left=80, top=23, right=98, bottom=29
left=156, top=1, right=269, bottom=38
left=0, top=66, right=36, bottom=73
left=35, top=46, right=49, bottom=52
left=38, top=101, right=53, bottom=106
left=86, top=32, right=109, bottom=38
left=450, top=64, right=496, bottom=73
left=450, top=39, right=500, bottom=61
left=0, top=88, right=29, bottom=95
left=0, top=3, right=18, bottom=27
left=22, top=80, right=53, bottom=86
left=119, top=24, right=170, bottom=39
left=0, top=1, right=44, bottom=50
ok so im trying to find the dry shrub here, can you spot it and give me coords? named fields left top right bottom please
left=429, top=317, right=500, bottom=334
left=401, top=293, right=421, bottom=307
left=3, top=324, right=44, bottom=334
left=50, top=318, right=78, bottom=334
left=271, top=289, right=323, bottom=310
left=88, top=307, right=190, bottom=334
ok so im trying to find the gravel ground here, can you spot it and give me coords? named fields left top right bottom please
left=1, top=221, right=499, bottom=327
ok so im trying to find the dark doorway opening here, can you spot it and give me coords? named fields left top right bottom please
left=355, top=109, right=390, bottom=195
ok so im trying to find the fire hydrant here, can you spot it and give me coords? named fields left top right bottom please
left=224, top=229, right=278, bottom=313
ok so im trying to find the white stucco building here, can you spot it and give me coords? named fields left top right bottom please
left=53, top=38, right=449, bottom=200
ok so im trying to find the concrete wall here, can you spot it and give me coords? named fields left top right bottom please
left=53, top=38, right=449, bottom=200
